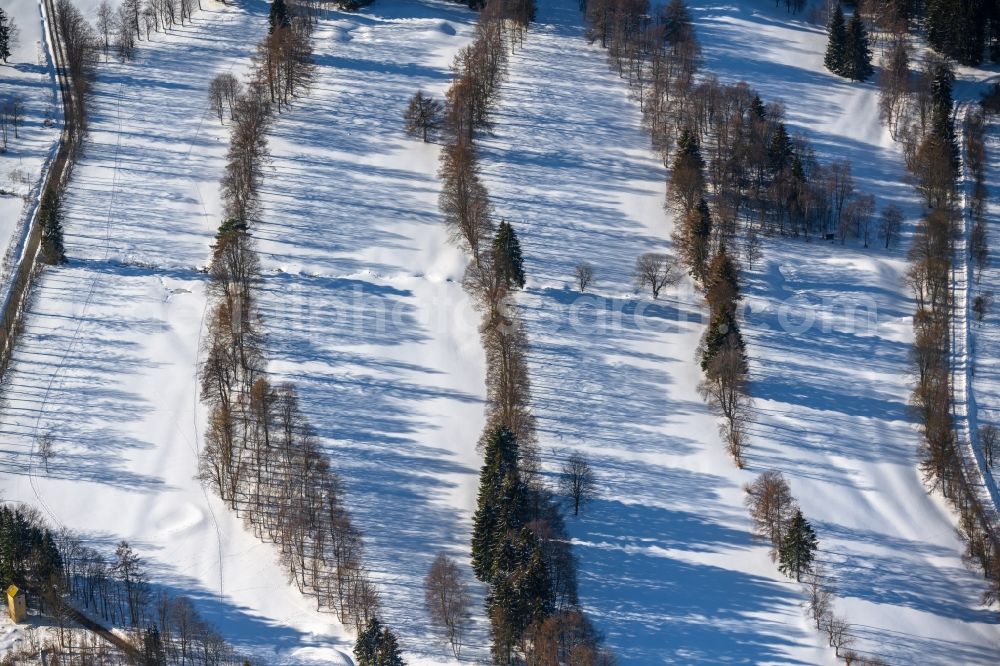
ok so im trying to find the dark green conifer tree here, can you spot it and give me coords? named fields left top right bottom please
left=669, top=127, right=706, bottom=214
left=143, top=624, right=167, bottom=666
left=778, top=509, right=818, bottom=582
left=39, top=189, right=67, bottom=265
left=767, top=123, right=794, bottom=175
left=354, top=618, right=405, bottom=666
left=690, top=198, right=713, bottom=281
left=930, top=62, right=959, bottom=172
left=842, top=12, right=874, bottom=81
left=0, top=9, right=12, bottom=63
left=268, top=0, right=290, bottom=33
left=492, top=221, right=526, bottom=290
left=824, top=3, right=847, bottom=75
left=471, top=425, right=520, bottom=582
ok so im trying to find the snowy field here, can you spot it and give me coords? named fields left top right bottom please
left=0, top=2, right=359, bottom=663
left=0, top=0, right=62, bottom=293
left=476, top=0, right=999, bottom=662
left=253, top=1, right=493, bottom=661
left=0, top=0, right=997, bottom=663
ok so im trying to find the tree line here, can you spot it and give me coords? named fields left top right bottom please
left=743, top=473, right=889, bottom=665
left=411, top=1, right=615, bottom=662
left=588, top=0, right=885, bottom=252
left=94, top=0, right=203, bottom=62
left=580, top=1, right=904, bottom=662
left=0, top=503, right=249, bottom=665
left=197, top=0, right=386, bottom=643
left=877, top=23, right=1000, bottom=608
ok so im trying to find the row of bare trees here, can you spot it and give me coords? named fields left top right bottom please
left=94, top=0, right=200, bottom=62
left=426, top=2, right=614, bottom=662
left=55, top=0, right=97, bottom=141
left=0, top=95, right=26, bottom=153
left=197, top=2, right=381, bottom=635
left=743, top=473, right=889, bottom=665
left=880, top=34, right=1000, bottom=609
left=581, top=0, right=757, bottom=467
left=580, top=3, right=900, bottom=663
left=588, top=0, right=884, bottom=255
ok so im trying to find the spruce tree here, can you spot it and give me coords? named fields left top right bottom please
left=930, top=62, right=959, bottom=172
left=824, top=3, right=847, bottom=75
left=705, top=245, right=740, bottom=316
left=928, top=0, right=987, bottom=66
left=517, top=534, right=554, bottom=629
left=700, top=309, right=746, bottom=373
left=143, top=624, right=166, bottom=666
left=471, top=425, right=520, bottom=582
left=767, top=123, right=794, bottom=175
left=842, top=12, right=874, bottom=81
left=669, top=127, right=706, bottom=213
left=39, top=189, right=67, bottom=265
left=268, top=0, right=290, bottom=33
left=492, top=221, right=526, bottom=290
left=354, top=618, right=405, bottom=666
left=690, top=198, right=713, bottom=280
left=0, top=9, right=11, bottom=63
left=487, top=527, right=553, bottom=664
left=376, top=628, right=405, bottom=666
left=750, top=93, right=767, bottom=121
left=778, top=509, right=818, bottom=582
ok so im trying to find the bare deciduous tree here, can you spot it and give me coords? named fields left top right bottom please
left=209, top=76, right=226, bottom=124
left=96, top=0, right=114, bottom=58
left=743, top=470, right=795, bottom=556
left=424, top=553, right=470, bottom=659
left=971, top=218, right=989, bottom=282
left=575, top=262, right=594, bottom=292
left=439, top=138, right=494, bottom=263
left=37, top=431, right=55, bottom=473
left=700, top=337, right=752, bottom=467
left=879, top=204, right=902, bottom=249
left=824, top=614, right=855, bottom=658
left=559, top=452, right=596, bottom=517
left=981, top=424, right=998, bottom=468
left=974, top=292, right=992, bottom=323
left=634, top=252, right=680, bottom=299
left=404, top=90, right=443, bottom=142
left=804, top=564, right=832, bottom=630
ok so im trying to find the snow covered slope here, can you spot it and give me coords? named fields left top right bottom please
left=0, top=2, right=356, bottom=662
left=253, top=1, right=494, bottom=661
left=475, top=0, right=999, bottom=662
left=693, top=4, right=997, bottom=662
left=0, top=0, right=62, bottom=291
left=0, top=0, right=996, bottom=663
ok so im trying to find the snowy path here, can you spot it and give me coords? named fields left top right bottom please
left=954, top=101, right=1000, bottom=523
left=0, top=0, right=63, bottom=295
left=254, top=2, right=491, bottom=662
left=971, top=120, right=1000, bottom=496
left=0, top=3, right=354, bottom=663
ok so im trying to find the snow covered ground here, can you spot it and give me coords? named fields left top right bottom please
left=0, top=2, right=357, bottom=663
left=0, top=0, right=62, bottom=292
left=475, top=0, right=999, bottom=662
left=253, top=1, right=494, bottom=661
left=0, top=0, right=997, bottom=663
